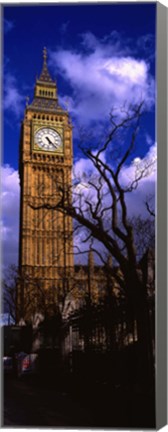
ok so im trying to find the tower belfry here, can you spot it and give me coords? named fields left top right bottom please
left=18, top=49, right=74, bottom=321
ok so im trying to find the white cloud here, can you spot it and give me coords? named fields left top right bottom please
left=119, top=143, right=156, bottom=216
left=1, top=165, right=20, bottom=267
left=3, top=73, right=25, bottom=117
left=145, top=133, right=153, bottom=147
left=73, top=156, right=95, bottom=178
left=120, top=142, right=157, bottom=187
left=50, top=32, right=155, bottom=127
left=4, top=19, right=14, bottom=34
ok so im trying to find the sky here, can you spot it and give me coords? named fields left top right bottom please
left=2, top=3, right=156, bottom=268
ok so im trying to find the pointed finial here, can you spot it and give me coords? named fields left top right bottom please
left=43, top=47, right=47, bottom=62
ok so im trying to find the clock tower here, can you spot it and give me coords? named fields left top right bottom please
left=18, top=48, right=74, bottom=321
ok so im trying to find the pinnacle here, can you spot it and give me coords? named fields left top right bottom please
left=38, top=47, right=55, bottom=84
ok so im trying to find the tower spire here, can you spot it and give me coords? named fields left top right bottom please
left=43, top=46, right=47, bottom=62
left=28, top=48, right=60, bottom=111
left=38, top=47, right=54, bottom=83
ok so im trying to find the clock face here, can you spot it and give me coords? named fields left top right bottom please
left=35, top=127, right=62, bottom=152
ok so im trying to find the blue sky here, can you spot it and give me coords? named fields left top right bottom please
left=2, top=3, right=156, bottom=267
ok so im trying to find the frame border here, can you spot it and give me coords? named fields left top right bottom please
left=156, top=2, right=168, bottom=430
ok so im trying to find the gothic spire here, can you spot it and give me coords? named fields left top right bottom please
left=38, top=47, right=55, bottom=84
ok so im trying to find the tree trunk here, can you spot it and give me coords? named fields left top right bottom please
left=126, top=272, right=154, bottom=391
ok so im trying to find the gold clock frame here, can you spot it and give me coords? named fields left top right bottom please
left=32, top=121, right=64, bottom=154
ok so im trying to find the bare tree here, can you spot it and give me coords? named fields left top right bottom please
left=30, top=102, right=156, bottom=387
left=2, top=265, right=44, bottom=325
left=145, top=194, right=155, bottom=218
left=3, top=265, right=19, bottom=324
left=131, top=215, right=155, bottom=260
left=3, top=265, right=56, bottom=325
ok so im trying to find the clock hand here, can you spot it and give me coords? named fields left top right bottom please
left=46, top=136, right=52, bottom=145
left=45, top=136, right=58, bottom=148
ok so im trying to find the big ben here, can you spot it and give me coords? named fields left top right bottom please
left=18, top=48, right=74, bottom=321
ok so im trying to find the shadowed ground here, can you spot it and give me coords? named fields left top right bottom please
left=3, top=373, right=155, bottom=428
